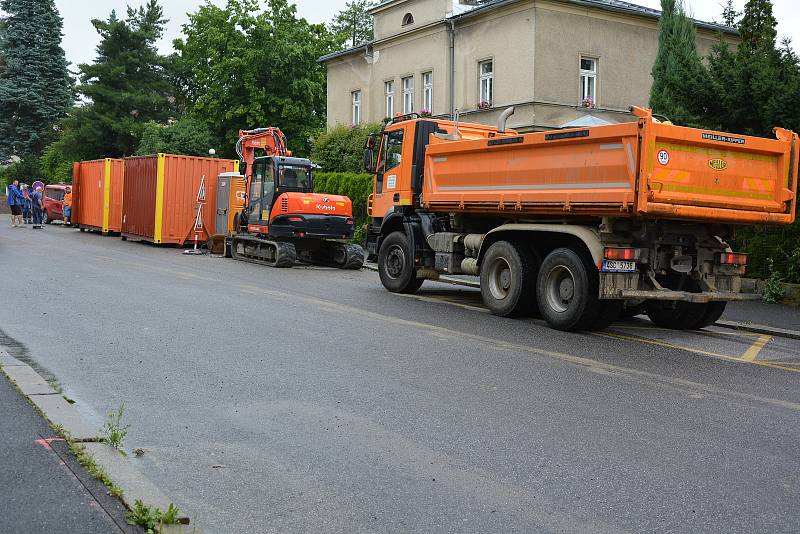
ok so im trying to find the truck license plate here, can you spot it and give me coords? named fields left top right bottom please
left=602, top=260, right=636, bottom=273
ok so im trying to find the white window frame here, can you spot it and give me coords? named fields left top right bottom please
left=580, top=56, right=597, bottom=104
left=385, top=80, right=395, bottom=119
left=351, top=90, right=361, bottom=125
left=422, top=71, right=433, bottom=112
left=479, top=60, right=493, bottom=106
left=402, top=76, right=414, bottom=114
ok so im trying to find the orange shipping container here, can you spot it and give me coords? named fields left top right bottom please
left=73, top=159, right=125, bottom=233
left=122, top=154, right=238, bottom=245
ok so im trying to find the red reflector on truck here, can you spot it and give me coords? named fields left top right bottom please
left=604, top=248, right=636, bottom=261
left=288, top=217, right=303, bottom=222
left=719, top=253, right=747, bottom=265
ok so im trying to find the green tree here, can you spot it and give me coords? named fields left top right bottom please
left=329, top=0, right=374, bottom=48
left=705, top=0, right=799, bottom=137
left=136, top=118, right=216, bottom=156
left=174, top=0, right=339, bottom=157
left=71, top=1, right=175, bottom=158
left=0, top=0, right=73, bottom=162
left=738, top=0, right=777, bottom=52
left=649, top=0, right=710, bottom=126
left=39, top=140, right=74, bottom=183
left=720, top=0, right=741, bottom=27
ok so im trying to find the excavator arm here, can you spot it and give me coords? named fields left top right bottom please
left=236, top=127, right=291, bottom=182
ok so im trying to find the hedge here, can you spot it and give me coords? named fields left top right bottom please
left=310, top=123, right=382, bottom=174
left=314, top=172, right=373, bottom=222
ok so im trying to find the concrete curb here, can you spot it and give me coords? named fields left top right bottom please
left=364, top=264, right=799, bottom=339
left=0, top=348, right=194, bottom=529
left=714, top=320, right=800, bottom=340
left=82, top=442, right=190, bottom=524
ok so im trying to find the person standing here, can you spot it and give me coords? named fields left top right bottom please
left=21, top=184, right=30, bottom=224
left=31, top=186, right=44, bottom=229
left=6, top=180, right=24, bottom=227
left=62, top=186, right=73, bottom=226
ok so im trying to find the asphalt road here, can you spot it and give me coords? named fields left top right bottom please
left=1, top=223, right=799, bottom=534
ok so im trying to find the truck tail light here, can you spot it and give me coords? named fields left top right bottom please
left=718, top=252, right=747, bottom=273
left=718, top=252, right=747, bottom=265
left=604, top=247, right=637, bottom=261
left=346, top=218, right=354, bottom=225
left=288, top=217, right=303, bottom=222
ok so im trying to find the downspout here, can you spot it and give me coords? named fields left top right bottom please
left=448, top=19, right=456, bottom=119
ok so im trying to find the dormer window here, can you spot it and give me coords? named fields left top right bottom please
left=402, top=13, right=414, bottom=26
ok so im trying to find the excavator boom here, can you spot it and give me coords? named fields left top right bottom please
left=236, top=127, right=291, bottom=183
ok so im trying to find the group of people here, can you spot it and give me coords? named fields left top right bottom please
left=5, top=179, right=71, bottom=229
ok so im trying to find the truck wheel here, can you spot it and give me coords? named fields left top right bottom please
left=587, top=300, right=625, bottom=331
left=537, top=248, right=606, bottom=331
left=691, top=301, right=727, bottom=330
left=645, top=301, right=707, bottom=330
left=378, top=231, right=423, bottom=294
left=480, top=241, right=536, bottom=317
left=42, top=211, right=49, bottom=224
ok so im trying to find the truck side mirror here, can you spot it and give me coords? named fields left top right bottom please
left=364, top=133, right=378, bottom=174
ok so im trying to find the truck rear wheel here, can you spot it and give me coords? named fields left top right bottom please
left=378, top=231, right=423, bottom=294
left=645, top=301, right=707, bottom=330
left=480, top=241, right=536, bottom=317
left=692, top=301, right=727, bottom=330
left=537, top=247, right=615, bottom=331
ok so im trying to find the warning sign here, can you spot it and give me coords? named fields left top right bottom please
left=197, top=176, right=206, bottom=202
left=194, top=205, right=203, bottom=230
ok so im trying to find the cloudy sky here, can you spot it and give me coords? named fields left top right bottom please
left=55, top=0, right=799, bottom=69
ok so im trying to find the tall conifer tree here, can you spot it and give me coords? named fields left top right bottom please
left=0, top=0, right=72, bottom=161
left=649, top=0, right=709, bottom=126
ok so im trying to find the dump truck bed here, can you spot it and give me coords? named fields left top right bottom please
left=422, top=108, right=798, bottom=225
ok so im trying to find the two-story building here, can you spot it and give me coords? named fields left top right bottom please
left=320, top=0, right=737, bottom=131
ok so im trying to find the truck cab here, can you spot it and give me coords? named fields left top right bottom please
left=364, top=114, right=503, bottom=257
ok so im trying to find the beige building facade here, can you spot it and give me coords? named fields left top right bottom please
left=321, top=0, right=737, bottom=131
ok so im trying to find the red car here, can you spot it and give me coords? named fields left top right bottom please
left=42, top=184, right=69, bottom=224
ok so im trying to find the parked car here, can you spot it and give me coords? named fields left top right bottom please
left=42, top=184, right=69, bottom=224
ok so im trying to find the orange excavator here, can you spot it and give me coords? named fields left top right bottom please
left=228, top=127, right=364, bottom=268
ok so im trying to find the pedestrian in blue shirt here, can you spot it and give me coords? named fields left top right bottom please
left=7, top=180, right=24, bottom=227
left=31, top=186, right=44, bottom=229
left=21, top=183, right=31, bottom=224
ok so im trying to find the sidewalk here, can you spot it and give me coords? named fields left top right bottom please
left=723, top=300, right=800, bottom=332
left=0, top=370, right=139, bottom=534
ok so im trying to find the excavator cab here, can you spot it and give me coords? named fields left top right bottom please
left=246, top=156, right=314, bottom=229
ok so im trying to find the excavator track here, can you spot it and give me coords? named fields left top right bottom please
left=231, top=235, right=297, bottom=268
left=296, top=241, right=365, bottom=270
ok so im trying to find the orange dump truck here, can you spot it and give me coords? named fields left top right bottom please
left=363, top=107, right=798, bottom=332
